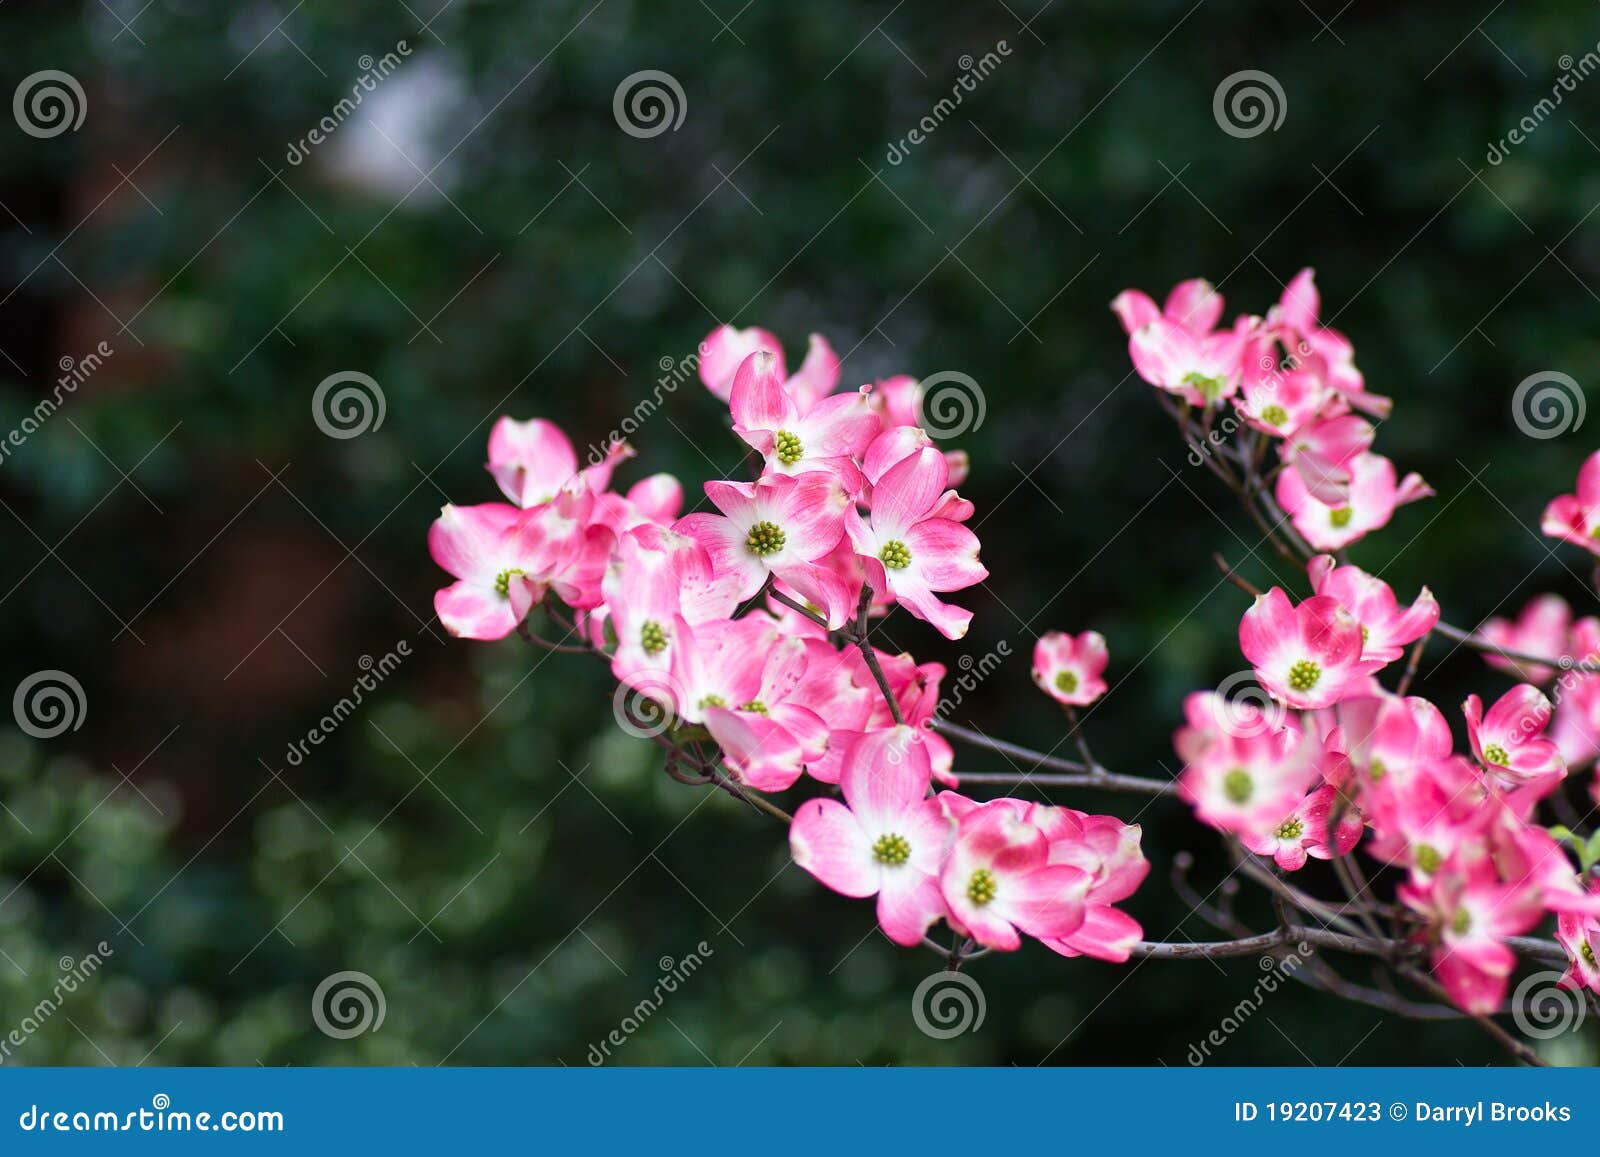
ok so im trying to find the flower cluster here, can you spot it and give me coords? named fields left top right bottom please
left=430, top=324, right=1146, bottom=955
left=1115, top=269, right=1432, bottom=551
left=1122, top=273, right=1600, bottom=1015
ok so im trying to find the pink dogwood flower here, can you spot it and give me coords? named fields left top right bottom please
left=1282, top=414, right=1373, bottom=506
left=789, top=726, right=953, bottom=945
left=429, top=494, right=611, bottom=639
left=1306, top=555, right=1439, bottom=664
left=1402, top=862, right=1545, bottom=1015
left=1239, top=588, right=1383, bottom=709
left=677, top=471, right=855, bottom=627
left=1463, top=685, right=1565, bottom=784
left=698, top=325, right=840, bottom=406
left=486, top=416, right=631, bottom=508
left=845, top=446, right=986, bottom=639
left=1541, top=449, right=1600, bottom=555
left=1111, top=278, right=1224, bottom=338
left=1032, top=630, right=1110, bottom=707
left=1176, top=693, right=1320, bottom=834
left=1478, top=594, right=1581, bottom=685
left=1268, top=268, right=1391, bottom=418
left=1276, top=451, right=1433, bottom=551
left=1127, top=313, right=1255, bottom=406
left=938, top=799, right=1091, bottom=951
left=1026, top=804, right=1148, bottom=962
left=728, top=350, right=878, bottom=490
left=1557, top=903, right=1600, bottom=993
left=1241, top=783, right=1363, bottom=871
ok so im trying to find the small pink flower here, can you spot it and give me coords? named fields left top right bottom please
left=698, top=325, right=840, bottom=406
left=1463, top=685, right=1565, bottom=783
left=1306, top=555, right=1438, bottom=664
left=486, top=416, right=631, bottom=508
left=1031, top=630, right=1109, bottom=707
left=789, top=726, right=954, bottom=946
left=937, top=799, right=1091, bottom=951
left=1127, top=314, right=1254, bottom=406
left=1478, top=594, right=1580, bottom=685
left=1111, top=278, right=1224, bottom=337
left=1240, top=784, right=1362, bottom=871
left=1275, top=451, right=1432, bottom=551
left=728, top=350, right=878, bottom=490
left=845, top=446, right=986, bottom=640
left=1239, top=588, right=1382, bottom=709
left=1401, top=862, right=1545, bottom=1015
left=603, top=524, right=740, bottom=685
left=1176, top=693, right=1320, bottom=835
left=1542, top=450, right=1600, bottom=555
left=429, top=494, right=611, bottom=639
left=1282, top=414, right=1373, bottom=506
left=676, top=471, right=855, bottom=627
left=1027, top=805, right=1148, bottom=962
left=1268, top=268, right=1391, bottom=418
left=1556, top=905, right=1600, bottom=993
left=1235, top=334, right=1329, bottom=438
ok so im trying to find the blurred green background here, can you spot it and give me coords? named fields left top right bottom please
left=2, top=0, right=1599, bottom=1066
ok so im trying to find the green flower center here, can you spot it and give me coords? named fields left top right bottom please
left=1483, top=742, right=1509, bottom=766
left=1415, top=844, right=1441, bottom=874
left=1223, top=768, right=1253, bottom=804
left=873, top=833, right=911, bottom=866
left=1451, top=908, right=1472, bottom=936
left=1274, top=816, right=1305, bottom=841
left=1368, top=757, right=1387, bottom=782
left=966, top=868, right=997, bottom=906
left=640, top=619, right=668, bottom=655
left=1287, top=659, right=1321, bottom=692
left=745, top=520, right=787, bottom=556
left=774, top=430, right=804, bottom=466
left=1261, top=404, right=1289, bottom=427
left=1329, top=506, right=1353, bottom=528
left=1582, top=942, right=1597, bottom=968
left=879, top=540, right=912, bottom=570
left=698, top=694, right=727, bottom=710
left=739, top=699, right=768, bottom=715
left=1055, top=670, right=1079, bottom=694
left=494, top=568, right=525, bottom=597
left=1182, top=371, right=1226, bottom=401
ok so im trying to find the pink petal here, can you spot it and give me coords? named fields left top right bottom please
left=789, top=799, right=876, bottom=897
